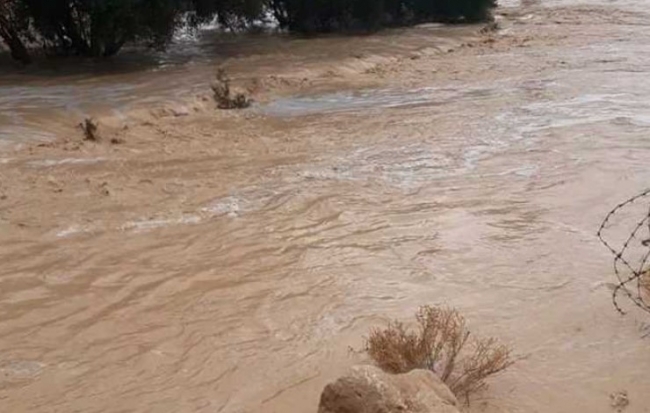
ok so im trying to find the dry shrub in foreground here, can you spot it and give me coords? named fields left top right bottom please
left=365, top=306, right=513, bottom=401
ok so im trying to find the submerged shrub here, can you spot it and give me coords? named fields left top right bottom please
left=211, top=68, right=252, bottom=109
left=79, top=117, right=100, bottom=141
left=365, top=306, right=513, bottom=401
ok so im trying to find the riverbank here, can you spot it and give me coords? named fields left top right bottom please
left=1, top=1, right=650, bottom=412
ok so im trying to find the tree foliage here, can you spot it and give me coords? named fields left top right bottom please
left=269, top=0, right=496, bottom=32
left=0, top=0, right=497, bottom=62
left=22, top=0, right=180, bottom=56
left=0, top=0, right=32, bottom=63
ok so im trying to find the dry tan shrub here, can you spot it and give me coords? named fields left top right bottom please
left=365, top=306, right=514, bottom=402
left=447, top=337, right=513, bottom=399
left=363, top=320, right=428, bottom=374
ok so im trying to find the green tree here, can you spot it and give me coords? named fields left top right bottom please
left=0, top=0, right=32, bottom=63
left=269, top=0, right=496, bottom=33
left=407, top=0, right=497, bottom=23
left=1, top=0, right=497, bottom=62
left=192, top=0, right=266, bottom=28
left=21, top=0, right=182, bottom=57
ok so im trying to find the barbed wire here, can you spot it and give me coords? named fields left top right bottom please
left=598, top=189, right=650, bottom=314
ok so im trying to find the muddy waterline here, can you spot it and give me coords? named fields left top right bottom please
left=1, top=1, right=650, bottom=412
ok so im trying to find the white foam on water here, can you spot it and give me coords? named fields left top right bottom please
left=29, top=158, right=106, bottom=167
left=56, top=225, right=91, bottom=238
left=121, top=215, right=202, bottom=233
left=202, top=196, right=242, bottom=217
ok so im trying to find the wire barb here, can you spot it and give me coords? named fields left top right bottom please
left=598, top=189, right=650, bottom=314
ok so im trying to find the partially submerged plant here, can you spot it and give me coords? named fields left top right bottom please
left=365, top=306, right=514, bottom=402
left=211, top=69, right=252, bottom=109
left=80, top=118, right=100, bottom=141
left=479, top=21, right=500, bottom=34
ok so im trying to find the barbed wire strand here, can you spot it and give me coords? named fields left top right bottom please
left=597, top=188, right=650, bottom=314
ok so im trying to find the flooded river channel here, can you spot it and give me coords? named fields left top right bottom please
left=1, top=1, right=650, bottom=412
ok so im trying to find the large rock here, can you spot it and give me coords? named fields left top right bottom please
left=318, top=365, right=460, bottom=413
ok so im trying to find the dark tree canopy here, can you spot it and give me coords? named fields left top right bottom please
left=0, top=0, right=32, bottom=63
left=270, top=0, right=497, bottom=32
left=0, top=0, right=497, bottom=63
left=21, top=0, right=181, bottom=56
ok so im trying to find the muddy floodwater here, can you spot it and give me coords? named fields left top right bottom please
left=2, top=0, right=650, bottom=412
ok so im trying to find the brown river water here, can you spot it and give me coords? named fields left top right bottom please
left=2, top=1, right=650, bottom=412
